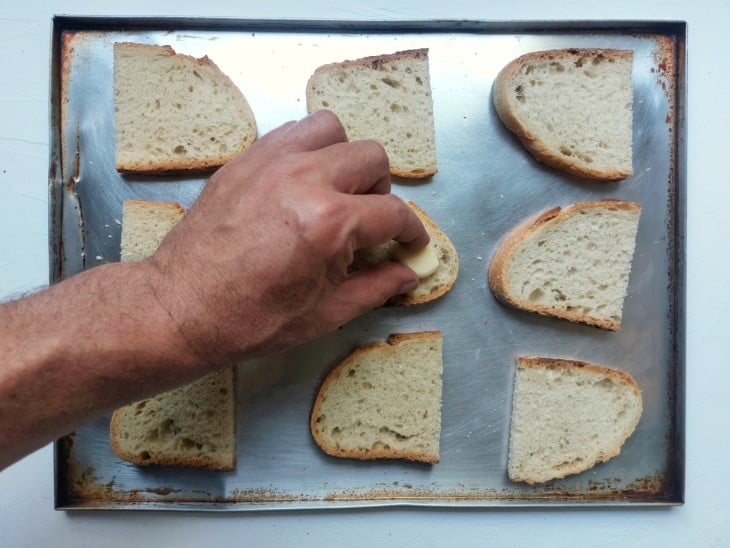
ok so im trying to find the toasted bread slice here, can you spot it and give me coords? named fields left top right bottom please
left=109, top=200, right=236, bottom=470
left=508, top=356, right=642, bottom=484
left=488, top=200, right=641, bottom=330
left=493, top=48, right=633, bottom=181
left=306, top=49, right=437, bottom=178
left=310, top=332, right=443, bottom=464
left=351, top=201, right=458, bottom=306
left=109, top=367, right=236, bottom=470
left=114, top=42, right=257, bottom=173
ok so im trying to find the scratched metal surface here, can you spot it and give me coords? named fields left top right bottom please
left=50, top=18, right=685, bottom=510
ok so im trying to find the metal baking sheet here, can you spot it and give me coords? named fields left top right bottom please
left=50, top=17, right=685, bottom=510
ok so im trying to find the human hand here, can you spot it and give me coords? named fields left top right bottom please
left=145, top=110, right=429, bottom=367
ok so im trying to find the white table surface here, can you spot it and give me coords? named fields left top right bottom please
left=1, top=1, right=728, bottom=546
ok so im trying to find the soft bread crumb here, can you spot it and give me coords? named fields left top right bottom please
left=310, top=332, right=443, bottom=463
left=508, top=356, right=642, bottom=484
left=109, top=200, right=236, bottom=470
left=493, top=49, right=633, bottom=181
left=488, top=200, right=641, bottom=330
left=114, top=42, right=257, bottom=173
left=110, top=368, right=235, bottom=470
left=306, top=49, right=437, bottom=178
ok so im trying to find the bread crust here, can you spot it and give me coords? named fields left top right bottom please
left=510, top=356, right=642, bottom=484
left=516, top=356, right=641, bottom=399
left=114, top=42, right=257, bottom=174
left=306, top=49, right=437, bottom=179
left=351, top=201, right=459, bottom=306
left=493, top=48, right=633, bottom=181
left=389, top=166, right=435, bottom=180
left=488, top=200, right=641, bottom=331
left=310, top=331, right=442, bottom=464
left=122, top=199, right=186, bottom=218
left=307, top=48, right=430, bottom=84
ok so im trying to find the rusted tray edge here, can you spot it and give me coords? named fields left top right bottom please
left=50, top=16, right=687, bottom=511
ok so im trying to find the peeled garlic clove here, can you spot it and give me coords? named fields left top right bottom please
left=396, top=243, right=440, bottom=279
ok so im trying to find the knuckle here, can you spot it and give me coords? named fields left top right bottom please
left=356, top=139, right=389, bottom=169
left=313, top=109, right=347, bottom=139
left=312, top=198, right=343, bottom=225
left=303, top=197, right=351, bottom=250
left=384, top=193, right=409, bottom=217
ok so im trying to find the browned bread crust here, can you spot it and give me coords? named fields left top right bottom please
left=517, top=356, right=641, bottom=398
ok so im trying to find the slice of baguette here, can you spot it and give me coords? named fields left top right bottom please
left=306, top=49, right=437, bottom=179
left=109, top=200, right=236, bottom=470
left=493, top=48, right=633, bottom=181
left=114, top=42, right=257, bottom=173
left=488, top=200, right=641, bottom=331
left=350, top=201, right=458, bottom=306
left=310, top=332, right=443, bottom=464
left=508, top=356, right=643, bottom=484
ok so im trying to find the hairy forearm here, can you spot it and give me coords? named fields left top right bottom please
left=0, top=111, right=429, bottom=471
left=0, top=261, right=204, bottom=470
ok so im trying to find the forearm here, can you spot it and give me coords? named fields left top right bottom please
left=0, top=261, right=203, bottom=470
left=0, top=111, right=428, bottom=471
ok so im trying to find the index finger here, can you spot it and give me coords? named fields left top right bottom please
left=349, top=194, right=430, bottom=251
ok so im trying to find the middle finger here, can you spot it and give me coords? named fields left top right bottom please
left=306, top=139, right=391, bottom=196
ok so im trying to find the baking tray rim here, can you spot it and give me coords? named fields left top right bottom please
left=49, top=15, right=687, bottom=511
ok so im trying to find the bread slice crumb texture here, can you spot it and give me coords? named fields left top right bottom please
left=508, top=356, right=642, bottom=484
left=488, top=200, right=641, bottom=330
left=306, top=49, right=437, bottom=178
left=310, top=332, right=443, bottom=464
left=114, top=42, right=257, bottom=173
left=493, top=48, right=633, bottom=181
left=110, top=368, right=236, bottom=470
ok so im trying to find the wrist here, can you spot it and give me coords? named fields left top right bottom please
left=50, top=261, right=208, bottom=393
left=0, top=260, right=209, bottom=468
left=108, top=260, right=207, bottom=376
